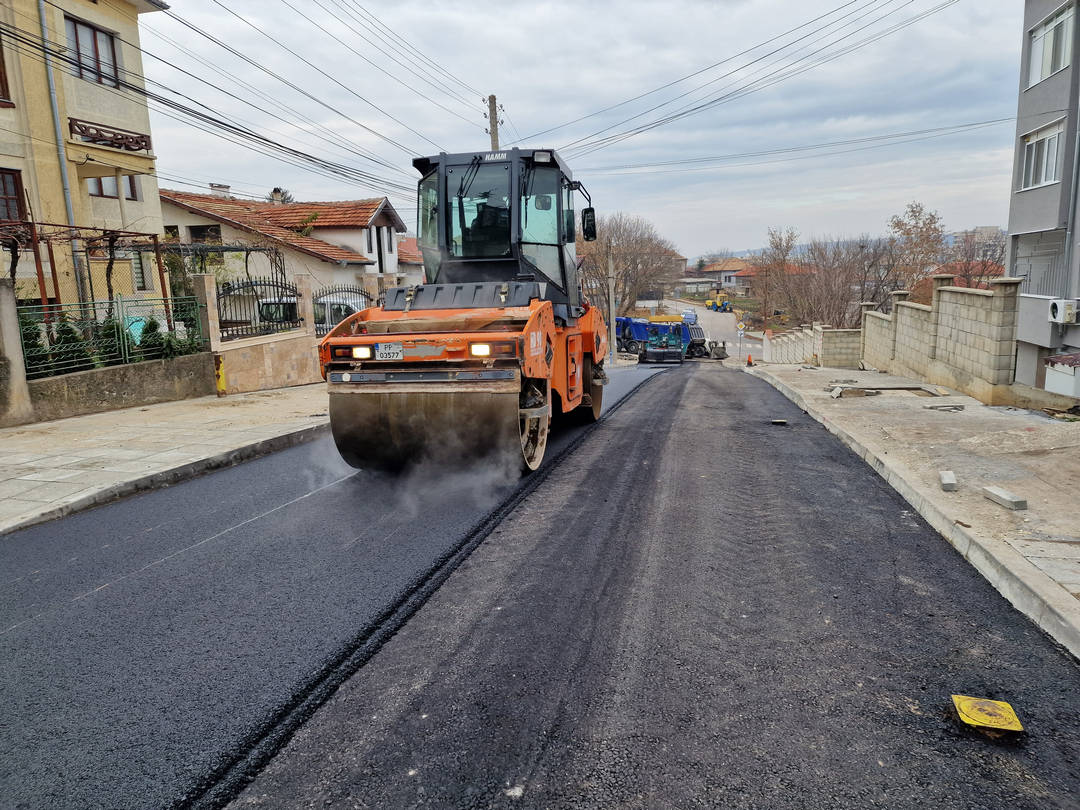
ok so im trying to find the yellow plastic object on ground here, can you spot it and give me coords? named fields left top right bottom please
left=951, top=695, right=1024, bottom=732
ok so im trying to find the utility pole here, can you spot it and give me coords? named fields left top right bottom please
left=607, top=254, right=616, bottom=366
left=486, top=94, right=500, bottom=151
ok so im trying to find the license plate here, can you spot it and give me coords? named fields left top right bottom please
left=374, top=342, right=403, bottom=361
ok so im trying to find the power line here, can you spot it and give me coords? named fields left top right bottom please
left=49, top=0, right=416, bottom=173
left=0, top=21, right=417, bottom=196
left=276, top=0, right=484, bottom=128
left=309, top=0, right=481, bottom=112
left=506, top=0, right=865, bottom=145
left=562, top=0, right=906, bottom=156
left=340, top=0, right=484, bottom=98
left=566, top=0, right=957, bottom=158
left=579, top=118, right=1013, bottom=176
left=155, top=5, right=425, bottom=158
left=202, top=0, right=442, bottom=151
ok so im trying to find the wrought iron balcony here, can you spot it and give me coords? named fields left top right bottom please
left=68, top=117, right=152, bottom=152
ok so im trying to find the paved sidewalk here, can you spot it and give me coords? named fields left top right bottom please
left=0, top=384, right=330, bottom=535
left=746, top=362, right=1080, bottom=659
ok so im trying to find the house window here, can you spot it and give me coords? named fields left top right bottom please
left=387, top=227, right=393, bottom=253
left=65, top=17, right=119, bottom=87
left=366, top=227, right=373, bottom=253
left=131, top=250, right=148, bottom=290
left=189, top=224, right=222, bottom=243
left=88, top=175, right=138, bottom=200
left=0, top=168, right=25, bottom=220
left=1029, top=6, right=1073, bottom=86
left=1021, top=122, right=1064, bottom=189
left=163, top=225, right=179, bottom=240
left=0, top=38, right=12, bottom=106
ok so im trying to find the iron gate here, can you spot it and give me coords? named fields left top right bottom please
left=313, top=283, right=371, bottom=336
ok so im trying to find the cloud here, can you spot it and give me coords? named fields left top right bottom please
left=142, top=0, right=1023, bottom=256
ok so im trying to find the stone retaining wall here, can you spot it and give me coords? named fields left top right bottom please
left=764, top=324, right=862, bottom=369
left=861, top=276, right=1021, bottom=404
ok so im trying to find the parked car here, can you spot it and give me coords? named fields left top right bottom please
left=256, top=294, right=366, bottom=334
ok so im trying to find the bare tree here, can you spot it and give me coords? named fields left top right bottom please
left=763, top=235, right=904, bottom=328
left=755, top=226, right=799, bottom=331
left=577, top=212, right=677, bottom=322
left=887, top=201, right=946, bottom=299
left=944, top=231, right=1006, bottom=289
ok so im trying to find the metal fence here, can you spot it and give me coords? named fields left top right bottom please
left=17, top=296, right=203, bottom=379
left=216, top=277, right=301, bottom=341
left=313, top=283, right=371, bottom=336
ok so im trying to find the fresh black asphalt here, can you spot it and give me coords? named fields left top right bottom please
left=230, top=364, right=1080, bottom=810
left=4, top=364, right=1080, bottom=809
left=0, top=366, right=663, bottom=810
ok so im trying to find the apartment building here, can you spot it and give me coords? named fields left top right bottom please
left=0, top=0, right=166, bottom=303
left=1007, top=1, right=1080, bottom=390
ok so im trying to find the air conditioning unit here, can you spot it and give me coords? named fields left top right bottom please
left=1048, top=298, right=1078, bottom=324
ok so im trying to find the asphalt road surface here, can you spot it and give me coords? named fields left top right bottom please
left=674, top=299, right=762, bottom=361
left=231, top=364, right=1080, bottom=810
left=0, top=365, right=664, bottom=810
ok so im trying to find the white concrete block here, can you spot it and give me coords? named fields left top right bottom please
left=982, top=485, right=1027, bottom=511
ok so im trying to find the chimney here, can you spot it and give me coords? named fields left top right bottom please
left=209, top=183, right=230, bottom=198
left=271, top=187, right=283, bottom=205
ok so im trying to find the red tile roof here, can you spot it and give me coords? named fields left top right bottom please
left=397, top=236, right=422, bottom=265
left=159, top=190, right=408, bottom=265
left=701, top=258, right=750, bottom=274
left=734, top=263, right=806, bottom=277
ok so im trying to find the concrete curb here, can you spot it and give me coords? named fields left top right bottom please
left=747, top=366, right=1080, bottom=661
left=1, top=422, right=329, bottom=537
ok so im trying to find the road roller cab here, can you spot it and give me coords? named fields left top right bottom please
left=319, top=148, right=607, bottom=473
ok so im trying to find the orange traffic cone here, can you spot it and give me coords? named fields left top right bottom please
left=746, top=354, right=754, bottom=367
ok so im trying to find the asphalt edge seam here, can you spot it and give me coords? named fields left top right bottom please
left=177, top=367, right=672, bottom=810
left=746, top=366, right=1080, bottom=662
left=1, top=423, right=330, bottom=537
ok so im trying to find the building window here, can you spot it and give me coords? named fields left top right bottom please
left=366, top=227, right=373, bottom=253
left=131, top=250, right=148, bottom=290
left=0, top=168, right=25, bottom=220
left=1029, top=7, right=1073, bottom=87
left=387, top=227, right=393, bottom=253
left=88, top=175, right=138, bottom=200
left=1021, top=122, right=1064, bottom=189
left=65, top=17, right=119, bottom=87
left=0, top=38, right=12, bottom=106
left=163, top=225, right=180, bottom=240
left=189, top=224, right=222, bottom=243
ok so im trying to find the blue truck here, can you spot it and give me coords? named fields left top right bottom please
left=615, top=316, right=708, bottom=362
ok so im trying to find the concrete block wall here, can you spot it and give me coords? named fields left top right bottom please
left=762, top=323, right=861, bottom=368
left=936, top=288, right=1018, bottom=386
left=819, top=328, right=862, bottom=368
left=891, top=302, right=933, bottom=378
left=859, top=275, right=1024, bottom=404
left=862, top=311, right=892, bottom=370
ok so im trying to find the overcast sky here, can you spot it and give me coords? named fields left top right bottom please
left=141, top=0, right=1023, bottom=258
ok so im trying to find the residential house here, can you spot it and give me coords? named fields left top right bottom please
left=159, top=188, right=410, bottom=296
left=1, top=0, right=167, bottom=303
left=700, top=257, right=751, bottom=291
left=1006, top=1, right=1080, bottom=389
left=396, top=236, right=424, bottom=283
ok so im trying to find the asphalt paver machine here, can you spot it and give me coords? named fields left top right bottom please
left=319, top=148, right=607, bottom=472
